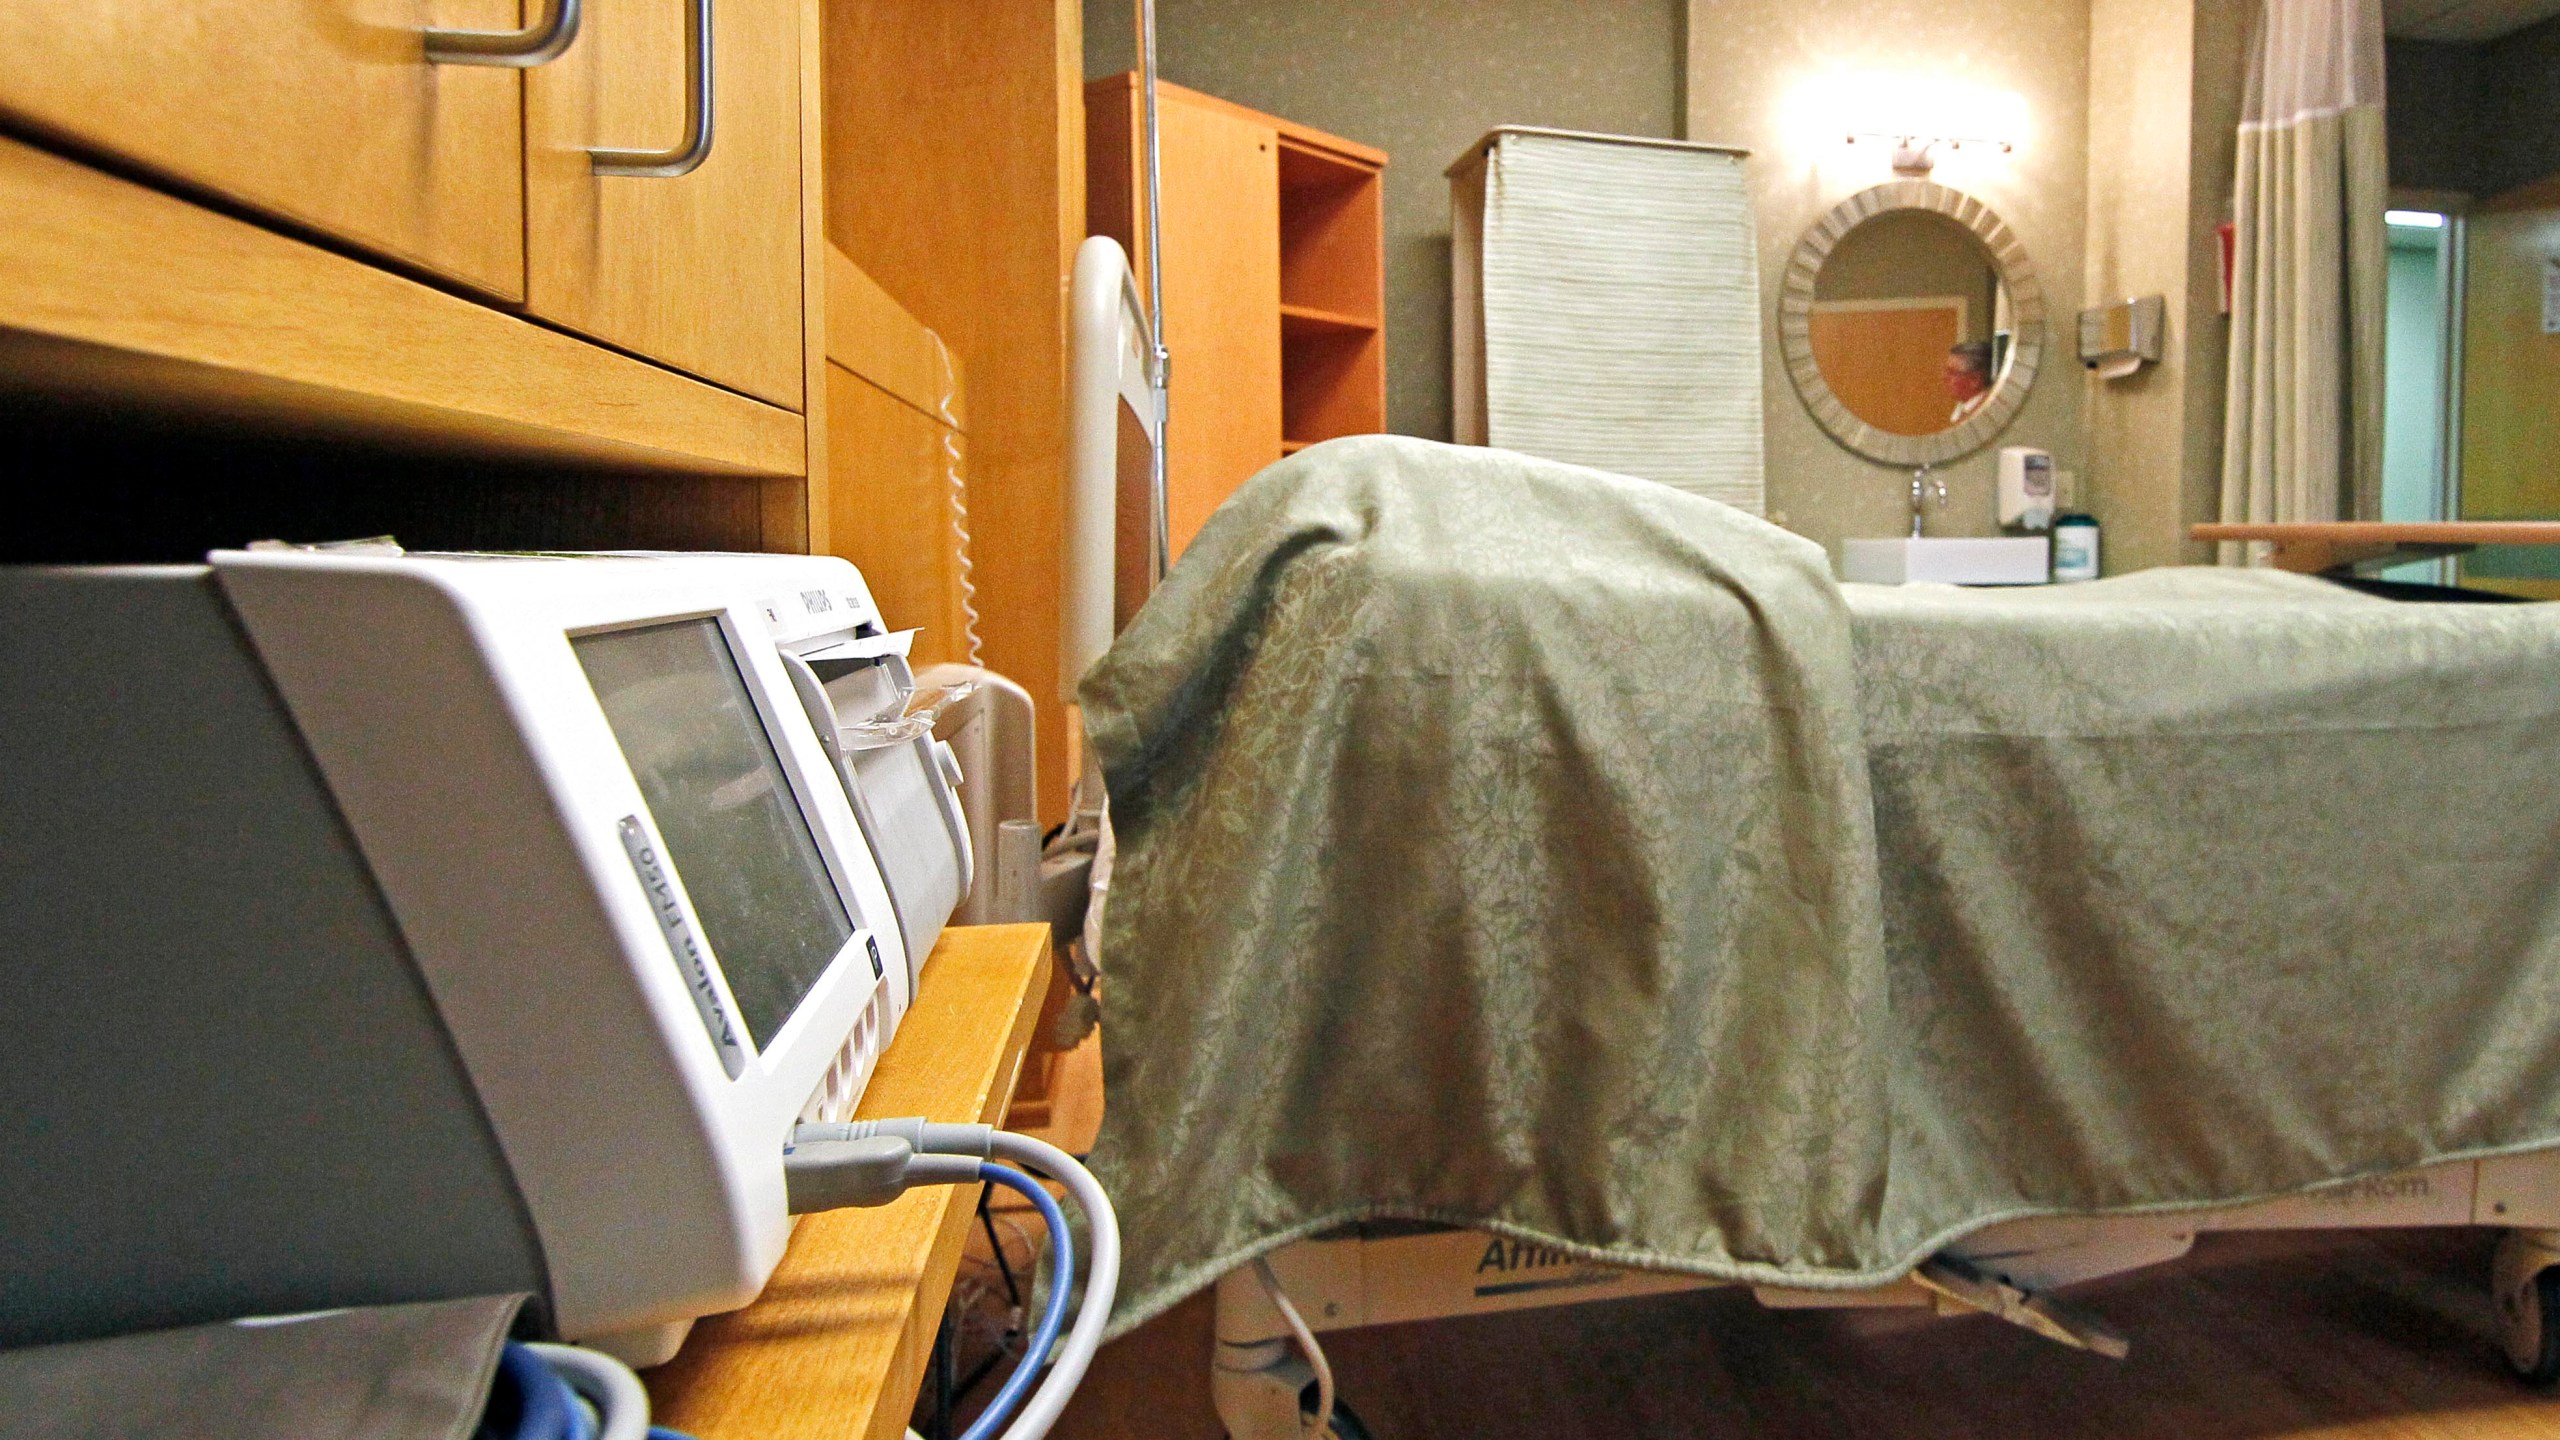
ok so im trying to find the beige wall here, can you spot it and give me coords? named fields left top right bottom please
left=1686, top=0, right=2090, bottom=554
left=2081, top=0, right=2246, bottom=573
left=1085, top=0, right=1685, bottom=441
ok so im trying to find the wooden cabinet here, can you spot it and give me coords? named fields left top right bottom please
left=0, top=0, right=830, bottom=557
left=1088, top=75, right=1385, bottom=558
left=527, top=0, right=808, bottom=406
left=0, top=0, right=527, bottom=298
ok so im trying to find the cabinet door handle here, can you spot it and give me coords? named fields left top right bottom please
left=589, top=0, right=714, bottom=178
left=425, top=0, right=582, bottom=66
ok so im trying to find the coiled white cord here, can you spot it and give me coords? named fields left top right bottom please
left=983, top=1130, right=1120, bottom=1440
left=929, top=331, right=986, bottom=668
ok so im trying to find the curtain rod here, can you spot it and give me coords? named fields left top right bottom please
left=1444, top=126, right=1752, bottom=177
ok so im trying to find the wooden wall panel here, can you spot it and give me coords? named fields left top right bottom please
left=824, top=0, right=1085, bottom=823
left=825, top=364, right=973, bottom=670
left=2454, top=186, right=2560, bottom=599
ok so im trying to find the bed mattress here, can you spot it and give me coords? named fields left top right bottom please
left=1078, top=436, right=2560, bottom=1336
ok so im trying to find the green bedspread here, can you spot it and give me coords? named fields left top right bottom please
left=1078, top=436, right=2560, bottom=1336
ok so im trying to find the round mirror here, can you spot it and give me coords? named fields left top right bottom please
left=1778, top=182, right=2044, bottom=467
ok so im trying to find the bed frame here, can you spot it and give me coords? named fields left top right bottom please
left=1209, top=1151, right=2560, bottom=1439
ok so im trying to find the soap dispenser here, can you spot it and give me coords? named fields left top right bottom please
left=1996, top=447, right=2055, bottom=534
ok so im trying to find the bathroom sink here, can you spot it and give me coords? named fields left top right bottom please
left=1839, top=536, right=2050, bottom=586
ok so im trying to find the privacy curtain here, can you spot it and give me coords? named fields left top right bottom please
left=1458, top=133, right=1766, bottom=516
left=2219, top=0, right=2389, bottom=557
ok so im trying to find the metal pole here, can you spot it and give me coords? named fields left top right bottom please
left=1139, top=0, right=1172, bottom=583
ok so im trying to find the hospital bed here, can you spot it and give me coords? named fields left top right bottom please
left=1057, top=226, right=2560, bottom=1440
left=1118, top=546, right=2543, bottom=1440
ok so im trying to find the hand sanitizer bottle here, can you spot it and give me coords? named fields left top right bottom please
left=2052, top=511, right=2101, bottom=582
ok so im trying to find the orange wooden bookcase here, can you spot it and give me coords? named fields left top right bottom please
left=1087, top=74, right=1387, bottom=558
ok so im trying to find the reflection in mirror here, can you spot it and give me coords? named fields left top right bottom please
left=1808, top=210, right=2014, bottom=439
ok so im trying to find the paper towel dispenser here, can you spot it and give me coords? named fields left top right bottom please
left=2079, top=295, right=2165, bottom=379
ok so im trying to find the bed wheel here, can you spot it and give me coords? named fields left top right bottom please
left=1224, top=1396, right=1373, bottom=1440
left=1305, top=1397, right=1374, bottom=1440
left=2501, top=1267, right=2560, bottom=1385
left=2495, top=1230, right=2560, bottom=1385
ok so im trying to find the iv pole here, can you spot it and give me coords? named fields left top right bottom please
left=1138, top=0, right=1171, bottom=584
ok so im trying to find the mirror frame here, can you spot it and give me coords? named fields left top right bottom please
left=1777, top=181, right=2046, bottom=468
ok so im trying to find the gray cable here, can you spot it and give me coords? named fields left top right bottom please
left=524, top=1342, right=649, bottom=1440
left=783, top=1132, right=980, bottom=1213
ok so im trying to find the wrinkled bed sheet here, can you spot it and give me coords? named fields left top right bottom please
left=1078, top=436, right=2560, bottom=1336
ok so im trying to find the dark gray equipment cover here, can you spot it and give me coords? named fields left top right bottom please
left=0, top=1294, right=527, bottom=1440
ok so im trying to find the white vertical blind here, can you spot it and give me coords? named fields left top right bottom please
left=1460, top=131, right=1765, bottom=516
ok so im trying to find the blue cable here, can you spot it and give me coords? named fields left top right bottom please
left=957, top=1162, right=1074, bottom=1440
left=493, top=1340, right=698, bottom=1440
left=494, top=1342, right=579, bottom=1440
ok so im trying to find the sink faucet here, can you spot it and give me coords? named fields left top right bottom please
left=1909, top=465, right=1946, bottom=538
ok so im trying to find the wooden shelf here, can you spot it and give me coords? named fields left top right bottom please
left=0, top=135, right=805, bottom=481
left=644, top=923, right=1054, bottom=1440
left=1276, top=142, right=1383, bottom=327
left=1280, top=302, right=1379, bottom=337
left=1276, top=133, right=1387, bottom=194
left=1282, top=327, right=1383, bottom=450
left=1273, top=115, right=1384, bottom=456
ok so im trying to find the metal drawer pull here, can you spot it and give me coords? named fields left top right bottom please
left=424, top=0, right=582, bottom=66
left=589, top=0, right=714, bottom=178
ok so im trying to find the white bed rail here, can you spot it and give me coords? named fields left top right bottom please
left=1062, top=234, right=1163, bottom=698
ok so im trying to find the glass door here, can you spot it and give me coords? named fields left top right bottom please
left=2380, top=208, right=2457, bottom=583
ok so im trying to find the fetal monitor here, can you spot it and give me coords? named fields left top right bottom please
left=0, top=548, right=973, bottom=1364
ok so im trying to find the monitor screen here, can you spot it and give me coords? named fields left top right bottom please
left=574, top=617, right=855, bottom=1050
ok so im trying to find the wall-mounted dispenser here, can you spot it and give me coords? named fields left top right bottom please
left=2078, top=294, right=2165, bottom=379
left=1996, top=446, right=2054, bottom=532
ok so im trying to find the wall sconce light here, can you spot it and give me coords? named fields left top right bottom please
left=1844, top=131, right=2014, bottom=176
left=1801, top=75, right=2027, bottom=175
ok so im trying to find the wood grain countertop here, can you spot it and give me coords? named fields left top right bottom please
left=2190, top=521, right=2560, bottom=573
